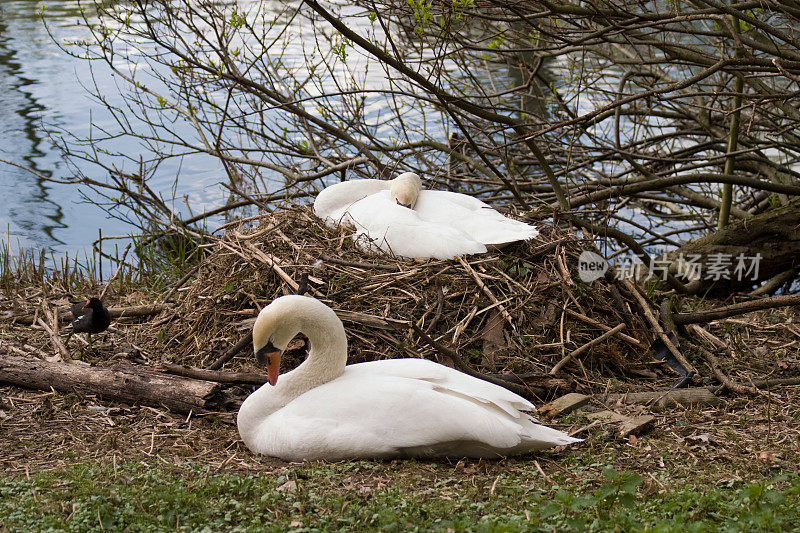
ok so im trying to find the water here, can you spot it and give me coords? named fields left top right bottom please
left=0, top=0, right=447, bottom=268
left=0, top=1, right=227, bottom=265
left=0, top=0, right=679, bottom=272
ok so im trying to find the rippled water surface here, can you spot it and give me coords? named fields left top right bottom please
left=0, top=1, right=538, bottom=266
left=0, top=1, right=449, bottom=265
left=0, top=1, right=238, bottom=261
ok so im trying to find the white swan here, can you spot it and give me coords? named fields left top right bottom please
left=237, top=295, right=581, bottom=461
left=313, top=172, right=539, bottom=260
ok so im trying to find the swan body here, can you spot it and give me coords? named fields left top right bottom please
left=313, top=173, right=538, bottom=260
left=237, top=295, right=581, bottom=461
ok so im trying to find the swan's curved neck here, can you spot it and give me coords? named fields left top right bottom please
left=291, top=313, right=348, bottom=388
left=238, top=303, right=348, bottom=443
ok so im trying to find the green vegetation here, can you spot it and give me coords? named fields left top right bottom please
left=1, top=460, right=798, bottom=532
left=1, top=226, right=203, bottom=299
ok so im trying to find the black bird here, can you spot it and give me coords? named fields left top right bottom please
left=66, top=297, right=111, bottom=350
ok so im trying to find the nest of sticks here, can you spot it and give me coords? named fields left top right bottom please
left=145, top=206, right=654, bottom=393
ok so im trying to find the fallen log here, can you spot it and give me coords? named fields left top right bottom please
left=4, top=304, right=170, bottom=326
left=160, top=363, right=268, bottom=386
left=666, top=197, right=800, bottom=294
left=0, top=354, right=239, bottom=414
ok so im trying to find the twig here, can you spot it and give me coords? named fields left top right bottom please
left=694, top=343, right=760, bottom=395
left=621, top=280, right=698, bottom=376
left=320, top=255, right=399, bottom=271
left=161, top=261, right=203, bottom=302
left=99, top=243, right=132, bottom=301
left=206, top=332, right=253, bottom=371
left=685, top=324, right=729, bottom=351
left=36, top=316, right=70, bottom=362
left=457, top=257, right=514, bottom=329
left=527, top=238, right=570, bottom=259
left=241, top=241, right=308, bottom=294
left=427, top=280, right=445, bottom=333
left=550, top=323, right=625, bottom=374
left=160, top=363, right=268, bottom=385
left=334, top=309, right=408, bottom=330
left=751, top=377, right=800, bottom=388
left=673, top=294, right=800, bottom=325
left=565, top=308, right=641, bottom=346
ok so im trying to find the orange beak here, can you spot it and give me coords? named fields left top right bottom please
left=83, top=299, right=91, bottom=309
left=256, top=341, right=282, bottom=386
left=264, top=351, right=282, bottom=386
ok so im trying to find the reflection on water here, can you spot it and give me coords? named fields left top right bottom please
left=0, top=0, right=552, bottom=267
left=0, top=2, right=68, bottom=250
left=0, top=0, right=225, bottom=264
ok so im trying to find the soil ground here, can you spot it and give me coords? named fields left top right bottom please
left=2, top=214, right=799, bottom=530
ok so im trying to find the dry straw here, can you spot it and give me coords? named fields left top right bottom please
left=158, top=207, right=652, bottom=389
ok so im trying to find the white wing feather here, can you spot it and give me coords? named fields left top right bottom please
left=313, top=177, right=538, bottom=259
left=415, top=191, right=539, bottom=245
left=313, top=179, right=389, bottom=227
left=346, top=191, right=487, bottom=259
left=257, top=359, right=579, bottom=461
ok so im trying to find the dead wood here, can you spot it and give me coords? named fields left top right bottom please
left=4, top=304, right=170, bottom=326
left=668, top=198, right=800, bottom=294
left=751, top=377, right=800, bottom=388
left=621, top=279, right=698, bottom=377
left=456, top=257, right=514, bottom=326
left=750, top=267, right=800, bottom=296
left=606, top=387, right=720, bottom=409
left=564, top=309, right=641, bottom=346
left=207, top=332, right=253, bottom=370
left=320, top=255, right=399, bottom=271
left=618, top=415, right=656, bottom=438
left=550, top=323, right=626, bottom=374
left=539, top=393, right=591, bottom=418
left=160, top=363, right=268, bottom=386
left=335, top=309, right=409, bottom=330
left=696, top=344, right=760, bottom=396
left=480, top=309, right=507, bottom=367
left=0, top=354, right=239, bottom=414
left=673, top=294, right=800, bottom=325
left=38, top=302, right=70, bottom=362
left=99, top=243, right=132, bottom=301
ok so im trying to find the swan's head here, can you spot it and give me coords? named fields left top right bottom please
left=252, top=295, right=341, bottom=386
left=253, top=296, right=304, bottom=386
left=389, top=172, right=423, bottom=209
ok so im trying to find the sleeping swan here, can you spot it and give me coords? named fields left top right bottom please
left=237, top=295, right=581, bottom=461
left=313, top=172, right=538, bottom=260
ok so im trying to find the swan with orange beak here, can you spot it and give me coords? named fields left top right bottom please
left=238, top=295, right=581, bottom=461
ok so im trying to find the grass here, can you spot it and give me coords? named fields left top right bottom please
left=1, top=227, right=204, bottom=303
left=3, top=212, right=800, bottom=531
left=1, top=459, right=798, bottom=532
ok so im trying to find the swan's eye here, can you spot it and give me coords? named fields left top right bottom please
left=256, top=339, right=278, bottom=366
